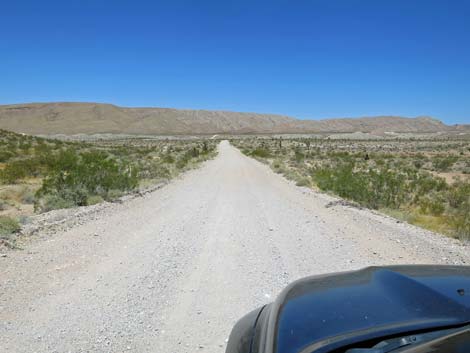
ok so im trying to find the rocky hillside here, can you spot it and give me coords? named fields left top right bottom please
left=0, top=102, right=464, bottom=135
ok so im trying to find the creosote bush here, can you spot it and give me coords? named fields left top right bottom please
left=0, top=216, right=20, bottom=239
left=250, top=147, right=271, bottom=158
left=312, top=163, right=407, bottom=209
left=0, top=130, right=218, bottom=217
left=35, top=150, right=138, bottom=211
left=233, top=137, right=470, bottom=240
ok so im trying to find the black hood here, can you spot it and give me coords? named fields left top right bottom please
left=227, top=265, right=470, bottom=353
left=273, top=266, right=470, bottom=353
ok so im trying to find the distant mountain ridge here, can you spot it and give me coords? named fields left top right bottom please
left=0, top=102, right=466, bottom=136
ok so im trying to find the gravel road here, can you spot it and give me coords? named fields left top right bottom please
left=1, top=141, right=469, bottom=353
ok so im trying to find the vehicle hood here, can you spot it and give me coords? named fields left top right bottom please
left=269, top=265, right=470, bottom=353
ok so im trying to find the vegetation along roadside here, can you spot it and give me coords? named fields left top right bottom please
left=232, top=137, right=470, bottom=241
left=0, top=129, right=218, bottom=248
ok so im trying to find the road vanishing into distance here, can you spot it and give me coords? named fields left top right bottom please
left=1, top=141, right=469, bottom=353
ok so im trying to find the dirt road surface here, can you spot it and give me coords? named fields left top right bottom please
left=1, top=141, right=469, bottom=353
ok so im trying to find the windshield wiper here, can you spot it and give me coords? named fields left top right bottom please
left=345, top=324, right=470, bottom=353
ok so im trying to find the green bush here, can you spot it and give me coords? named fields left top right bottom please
left=447, top=180, right=470, bottom=209
left=413, top=159, right=424, bottom=169
left=0, top=216, right=20, bottom=238
left=295, top=177, right=310, bottom=187
left=0, top=157, right=45, bottom=184
left=176, top=155, right=190, bottom=169
left=1, top=160, right=29, bottom=183
left=0, top=150, right=14, bottom=162
left=141, top=163, right=171, bottom=180
left=411, top=173, right=447, bottom=198
left=162, top=154, right=175, bottom=164
left=294, top=147, right=305, bottom=163
left=35, top=150, right=138, bottom=211
left=250, top=147, right=271, bottom=158
left=35, top=194, right=76, bottom=212
left=447, top=180, right=470, bottom=240
left=432, top=156, right=458, bottom=172
left=86, top=195, right=104, bottom=206
left=312, top=163, right=407, bottom=209
left=106, top=189, right=124, bottom=200
left=232, top=137, right=470, bottom=239
left=189, top=147, right=200, bottom=158
left=419, top=196, right=445, bottom=216
left=450, top=195, right=470, bottom=241
left=201, top=141, right=209, bottom=154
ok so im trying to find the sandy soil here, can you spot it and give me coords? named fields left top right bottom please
left=1, top=141, right=469, bottom=353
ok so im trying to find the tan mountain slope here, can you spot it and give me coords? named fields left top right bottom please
left=0, top=102, right=460, bottom=135
left=0, top=102, right=294, bottom=135
left=278, top=116, right=448, bottom=134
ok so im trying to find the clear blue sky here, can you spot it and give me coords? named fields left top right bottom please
left=1, top=0, right=469, bottom=124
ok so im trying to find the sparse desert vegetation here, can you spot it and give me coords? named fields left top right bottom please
left=0, top=129, right=217, bottom=247
left=232, top=136, right=470, bottom=240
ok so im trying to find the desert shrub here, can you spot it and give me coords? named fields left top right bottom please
left=411, top=173, right=447, bottom=198
left=189, top=147, right=200, bottom=158
left=106, top=189, right=124, bottom=200
left=0, top=216, right=20, bottom=238
left=432, top=156, right=458, bottom=172
left=447, top=180, right=470, bottom=240
left=231, top=137, right=470, bottom=238
left=295, top=177, right=310, bottom=187
left=250, top=147, right=270, bottom=158
left=162, top=154, right=175, bottom=164
left=1, top=157, right=44, bottom=183
left=0, top=150, right=14, bottom=162
left=86, top=195, right=104, bottom=206
left=418, top=195, right=445, bottom=216
left=413, top=159, right=424, bottom=169
left=447, top=180, right=470, bottom=209
left=294, top=147, right=305, bottom=163
left=450, top=195, right=470, bottom=241
left=1, top=163, right=26, bottom=183
left=35, top=194, right=76, bottom=212
left=451, top=210, right=470, bottom=241
left=272, top=159, right=286, bottom=174
left=19, top=141, right=32, bottom=151
left=201, top=141, right=209, bottom=154
left=19, top=188, right=36, bottom=204
left=312, top=163, right=407, bottom=209
left=35, top=150, right=138, bottom=211
left=156, top=166, right=171, bottom=179
left=176, top=154, right=190, bottom=169
left=313, top=163, right=368, bottom=203
left=0, top=199, right=9, bottom=211
left=366, top=168, right=407, bottom=209
left=140, top=161, right=171, bottom=180
left=375, top=158, right=385, bottom=166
